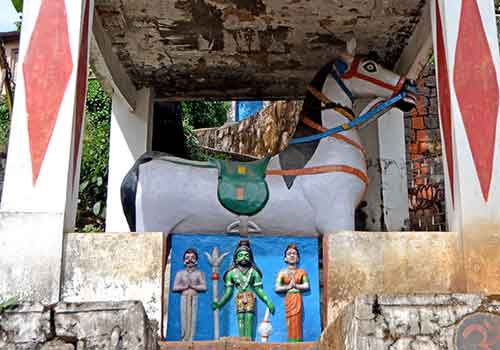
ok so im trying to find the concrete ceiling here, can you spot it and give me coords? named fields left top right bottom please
left=94, top=0, right=426, bottom=100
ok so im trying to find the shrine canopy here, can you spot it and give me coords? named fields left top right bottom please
left=92, top=0, right=431, bottom=103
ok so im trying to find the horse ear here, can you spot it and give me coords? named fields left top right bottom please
left=346, top=38, right=357, bottom=56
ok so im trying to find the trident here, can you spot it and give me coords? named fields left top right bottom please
left=205, top=247, right=229, bottom=340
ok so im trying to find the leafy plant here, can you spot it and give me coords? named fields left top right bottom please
left=181, top=101, right=229, bottom=160
left=0, top=296, right=17, bottom=313
left=10, top=0, right=22, bottom=13
left=0, top=97, right=10, bottom=146
left=75, top=79, right=111, bottom=232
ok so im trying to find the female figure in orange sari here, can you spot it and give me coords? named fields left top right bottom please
left=275, top=244, right=310, bottom=342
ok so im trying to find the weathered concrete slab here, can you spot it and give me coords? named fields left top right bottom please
left=61, top=232, right=165, bottom=325
left=324, top=231, right=463, bottom=323
left=93, top=0, right=426, bottom=99
left=0, top=303, right=51, bottom=349
left=54, top=301, right=158, bottom=349
left=463, top=227, right=500, bottom=295
left=0, top=301, right=158, bottom=350
left=319, top=294, right=500, bottom=350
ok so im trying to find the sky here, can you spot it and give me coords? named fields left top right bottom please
left=0, top=0, right=19, bottom=32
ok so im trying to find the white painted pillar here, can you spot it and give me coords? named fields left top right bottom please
left=358, top=122, right=382, bottom=231
left=377, top=109, right=410, bottom=231
left=0, top=0, right=94, bottom=303
left=431, top=0, right=500, bottom=292
left=105, top=88, right=153, bottom=232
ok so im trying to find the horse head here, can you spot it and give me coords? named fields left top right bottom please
left=333, top=39, right=417, bottom=112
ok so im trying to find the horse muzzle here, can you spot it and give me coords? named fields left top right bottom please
left=394, top=79, right=417, bottom=112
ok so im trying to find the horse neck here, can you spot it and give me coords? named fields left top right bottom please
left=320, top=75, right=355, bottom=129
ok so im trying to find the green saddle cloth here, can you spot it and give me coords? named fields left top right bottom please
left=209, top=157, right=271, bottom=216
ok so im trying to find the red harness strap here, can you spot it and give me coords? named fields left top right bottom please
left=267, top=164, right=368, bottom=185
left=342, top=58, right=406, bottom=96
left=267, top=113, right=369, bottom=206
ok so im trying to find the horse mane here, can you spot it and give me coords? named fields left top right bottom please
left=278, top=61, right=334, bottom=188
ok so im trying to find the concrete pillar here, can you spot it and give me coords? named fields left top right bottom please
left=105, top=88, right=153, bottom=232
left=377, top=109, right=410, bottom=231
left=355, top=101, right=382, bottom=231
left=431, top=0, right=500, bottom=292
left=0, top=0, right=94, bottom=303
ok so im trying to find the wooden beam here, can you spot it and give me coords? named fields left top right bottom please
left=394, top=0, right=433, bottom=78
left=90, top=12, right=137, bottom=110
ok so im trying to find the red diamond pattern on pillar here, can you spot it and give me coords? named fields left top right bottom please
left=454, top=0, right=499, bottom=202
left=435, top=0, right=454, bottom=206
left=23, top=0, right=73, bottom=185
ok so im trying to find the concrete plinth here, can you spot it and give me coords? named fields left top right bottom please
left=61, top=232, right=165, bottom=325
left=324, top=231, right=464, bottom=324
left=0, top=212, right=65, bottom=303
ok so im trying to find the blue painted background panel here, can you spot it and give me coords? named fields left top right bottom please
left=166, top=234, right=321, bottom=342
left=236, top=101, right=264, bottom=121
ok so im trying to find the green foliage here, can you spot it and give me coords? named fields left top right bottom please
left=10, top=0, right=22, bottom=12
left=0, top=97, right=10, bottom=147
left=76, top=79, right=111, bottom=232
left=181, top=101, right=229, bottom=129
left=0, top=296, right=17, bottom=313
left=181, top=101, right=229, bottom=160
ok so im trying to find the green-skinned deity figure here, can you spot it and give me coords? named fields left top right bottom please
left=212, top=240, right=275, bottom=339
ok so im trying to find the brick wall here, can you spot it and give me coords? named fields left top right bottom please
left=405, top=62, right=447, bottom=231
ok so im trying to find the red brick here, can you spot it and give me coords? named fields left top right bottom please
left=415, top=177, right=428, bottom=186
left=421, top=165, right=430, bottom=175
left=193, top=341, right=226, bottom=350
left=412, top=116, right=425, bottom=130
left=416, top=102, right=425, bottom=114
left=418, top=141, right=430, bottom=153
left=409, top=143, right=418, bottom=154
left=416, top=130, right=430, bottom=142
left=158, top=341, right=193, bottom=350
left=424, top=208, right=436, bottom=216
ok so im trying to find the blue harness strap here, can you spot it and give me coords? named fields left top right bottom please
left=289, top=92, right=406, bottom=145
left=331, top=61, right=355, bottom=103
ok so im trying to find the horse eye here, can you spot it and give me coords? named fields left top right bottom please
left=363, top=62, right=377, bottom=73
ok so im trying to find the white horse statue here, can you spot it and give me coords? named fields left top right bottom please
left=121, top=41, right=416, bottom=235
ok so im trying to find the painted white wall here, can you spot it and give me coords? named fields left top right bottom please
left=105, top=88, right=153, bottom=232
left=377, top=109, right=410, bottom=231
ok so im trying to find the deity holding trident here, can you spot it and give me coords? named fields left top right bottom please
left=212, top=240, right=275, bottom=339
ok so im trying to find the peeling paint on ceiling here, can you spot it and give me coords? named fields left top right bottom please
left=95, top=0, right=425, bottom=99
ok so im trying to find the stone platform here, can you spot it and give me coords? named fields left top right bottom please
left=159, top=340, right=317, bottom=350
left=3, top=295, right=499, bottom=350
left=319, top=294, right=500, bottom=350
left=0, top=301, right=158, bottom=349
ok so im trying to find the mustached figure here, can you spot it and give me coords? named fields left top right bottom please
left=172, top=248, right=207, bottom=341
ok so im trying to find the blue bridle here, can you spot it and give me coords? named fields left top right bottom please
left=289, top=59, right=415, bottom=145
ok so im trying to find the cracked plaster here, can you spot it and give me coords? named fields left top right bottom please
left=94, top=0, right=425, bottom=99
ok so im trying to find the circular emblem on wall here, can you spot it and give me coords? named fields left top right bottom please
left=455, top=312, right=500, bottom=350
